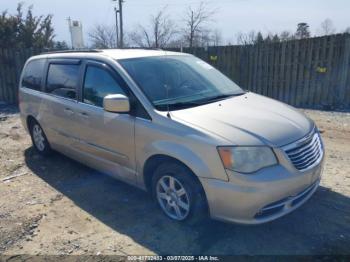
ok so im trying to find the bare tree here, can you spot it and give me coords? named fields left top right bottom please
left=235, top=30, right=257, bottom=45
left=279, top=30, right=294, bottom=41
left=211, top=28, right=222, bottom=46
left=89, top=24, right=116, bottom=48
left=129, top=8, right=177, bottom=48
left=196, top=28, right=212, bottom=47
left=319, top=18, right=336, bottom=35
left=182, top=2, right=216, bottom=48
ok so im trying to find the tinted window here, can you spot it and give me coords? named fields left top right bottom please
left=46, top=64, right=80, bottom=99
left=83, top=66, right=126, bottom=107
left=22, top=59, right=45, bottom=91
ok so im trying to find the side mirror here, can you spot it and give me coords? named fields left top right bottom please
left=103, top=94, right=130, bottom=113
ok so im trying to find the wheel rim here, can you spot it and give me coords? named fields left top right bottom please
left=32, top=124, right=45, bottom=151
left=156, top=175, right=190, bottom=220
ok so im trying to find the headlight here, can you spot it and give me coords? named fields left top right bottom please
left=218, top=146, right=277, bottom=173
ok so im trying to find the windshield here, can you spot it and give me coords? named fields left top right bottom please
left=119, top=55, right=245, bottom=111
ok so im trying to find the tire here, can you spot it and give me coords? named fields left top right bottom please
left=29, top=119, right=52, bottom=156
left=152, top=161, right=208, bottom=224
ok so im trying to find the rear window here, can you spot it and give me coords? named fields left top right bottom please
left=21, top=59, right=45, bottom=91
left=46, top=64, right=80, bottom=99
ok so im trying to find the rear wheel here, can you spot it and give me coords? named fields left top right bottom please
left=29, top=120, right=52, bottom=155
left=152, top=161, right=207, bottom=224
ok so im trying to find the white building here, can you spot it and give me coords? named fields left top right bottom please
left=68, top=18, right=84, bottom=49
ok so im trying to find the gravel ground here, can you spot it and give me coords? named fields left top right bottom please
left=0, top=104, right=349, bottom=255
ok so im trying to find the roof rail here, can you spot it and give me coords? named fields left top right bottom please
left=41, top=49, right=102, bottom=55
left=96, top=47, right=164, bottom=51
left=126, top=47, right=164, bottom=51
left=40, top=47, right=166, bottom=55
left=93, top=47, right=164, bottom=51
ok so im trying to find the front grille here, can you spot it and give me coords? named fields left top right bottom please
left=284, top=131, right=323, bottom=171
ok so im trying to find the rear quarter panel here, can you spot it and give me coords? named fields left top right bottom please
left=18, top=56, right=48, bottom=132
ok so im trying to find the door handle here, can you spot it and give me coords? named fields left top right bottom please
left=64, top=108, right=74, bottom=116
left=79, top=112, right=89, bottom=118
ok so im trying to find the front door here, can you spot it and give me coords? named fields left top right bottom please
left=74, top=61, right=136, bottom=183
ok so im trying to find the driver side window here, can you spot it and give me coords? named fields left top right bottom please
left=83, top=65, right=126, bottom=107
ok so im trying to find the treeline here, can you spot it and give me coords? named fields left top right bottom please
left=234, top=21, right=349, bottom=46
left=0, top=3, right=67, bottom=50
left=89, top=2, right=221, bottom=49
left=235, top=23, right=312, bottom=45
left=90, top=2, right=350, bottom=49
left=1, top=2, right=350, bottom=50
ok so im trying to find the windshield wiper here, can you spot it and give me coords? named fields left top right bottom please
left=196, top=93, right=245, bottom=104
left=156, top=100, right=203, bottom=111
left=156, top=92, right=245, bottom=111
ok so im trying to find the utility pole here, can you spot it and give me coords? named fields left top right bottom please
left=67, top=17, right=73, bottom=48
left=114, top=6, right=119, bottom=48
left=119, top=0, right=124, bottom=48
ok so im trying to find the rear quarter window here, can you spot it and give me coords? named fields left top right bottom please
left=21, top=59, right=46, bottom=91
left=46, top=64, right=80, bottom=99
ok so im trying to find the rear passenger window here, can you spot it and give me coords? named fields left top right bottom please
left=46, top=64, right=80, bottom=99
left=83, top=65, right=126, bottom=107
left=22, top=59, right=45, bottom=91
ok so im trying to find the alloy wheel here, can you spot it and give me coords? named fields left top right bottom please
left=156, top=175, right=190, bottom=220
left=32, top=124, right=45, bottom=151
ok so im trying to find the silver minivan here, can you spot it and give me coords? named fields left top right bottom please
left=19, top=49, right=324, bottom=224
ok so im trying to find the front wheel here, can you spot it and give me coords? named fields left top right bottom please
left=152, top=161, right=208, bottom=224
left=156, top=175, right=191, bottom=220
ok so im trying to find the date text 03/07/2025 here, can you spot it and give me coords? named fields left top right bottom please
left=126, top=255, right=220, bottom=261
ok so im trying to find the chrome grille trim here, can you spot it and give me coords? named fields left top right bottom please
left=287, top=134, right=319, bottom=158
left=283, top=130, right=323, bottom=172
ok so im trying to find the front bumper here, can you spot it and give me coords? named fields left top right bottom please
left=200, top=155, right=324, bottom=224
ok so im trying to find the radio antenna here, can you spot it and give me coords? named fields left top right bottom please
left=165, top=84, right=171, bottom=118
left=164, top=49, right=171, bottom=118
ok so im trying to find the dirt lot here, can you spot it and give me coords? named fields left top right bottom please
left=0, top=104, right=349, bottom=255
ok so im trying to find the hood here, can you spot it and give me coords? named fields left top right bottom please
left=170, top=92, right=314, bottom=147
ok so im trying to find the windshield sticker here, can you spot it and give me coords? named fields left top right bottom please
left=196, top=60, right=214, bottom=70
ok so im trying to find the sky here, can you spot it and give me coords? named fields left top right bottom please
left=2, top=0, right=350, bottom=45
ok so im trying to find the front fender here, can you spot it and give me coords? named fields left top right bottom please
left=137, top=140, right=229, bottom=188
